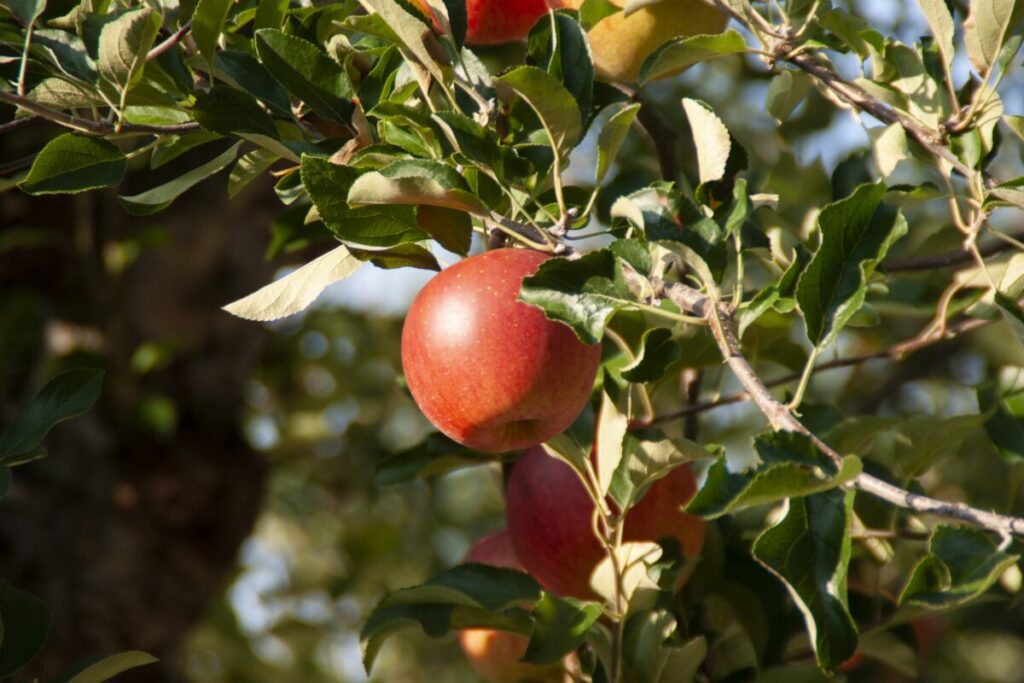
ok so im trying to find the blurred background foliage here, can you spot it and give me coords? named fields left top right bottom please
left=3, top=0, right=1024, bottom=680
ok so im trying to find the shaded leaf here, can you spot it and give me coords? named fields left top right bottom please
left=97, top=8, right=161, bottom=94
left=752, top=489, right=858, bottom=670
left=0, top=369, right=103, bottom=465
left=255, top=29, right=354, bottom=123
left=620, top=327, right=682, bottom=383
left=348, top=243, right=441, bottom=271
left=19, top=134, right=125, bottom=195
left=415, top=205, right=472, bottom=255
left=900, top=526, right=1019, bottom=609
left=191, top=0, right=232, bottom=70
left=523, top=595, right=603, bottom=665
left=610, top=427, right=714, bottom=510
left=766, top=70, right=812, bottom=121
left=494, top=66, right=582, bottom=158
left=595, top=103, right=641, bottom=188
left=685, top=431, right=862, bottom=519
left=375, top=433, right=500, bottom=486
left=0, top=580, right=50, bottom=678
left=4, top=0, right=46, bottom=25
left=119, top=143, right=241, bottom=215
left=640, top=30, right=747, bottom=85
left=528, top=10, right=594, bottom=122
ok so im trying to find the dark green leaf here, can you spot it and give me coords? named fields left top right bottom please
left=300, top=155, right=425, bottom=247
left=639, top=29, right=747, bottom=85
left=361, top=564, right=540, bottom=670
left=519, top=249, right=633, bottom=345
left=4, top=0, right=46, bottom=25
left=19, top=134, right=125, bottom=195
left=796, top=182, right=907, bottom=346
left=255, top=28, right=354, bottom=123
left=0, top=368, right=103, bottom=464
left=523, top=595, right=603, bottom=665
left=193, top=85, right=298, bottom=162
left=349, top=243, right=441, bottom=271
left=494, top=66, right=582, bottom=158
left=527, top=11, right=594, bottom=122
left=752, top=489, right=858, bottom=671
left=415, top=205, right=471, bottom=255
left=348, top=159, right=489, bottom=216
left=215, top=50, right=292, bottom=117
left=620, top=327, right=681, bottom=383
left=685, top=431, right=862, bottom=518
left=0, top=580, right=50, bottom=678
left=899, top=526, right=1019, bottom=609
left=119, top=143, right=241, bottom=215
left=977, top=385, right=1024, bottom=465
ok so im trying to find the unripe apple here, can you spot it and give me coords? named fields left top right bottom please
left=506, top=445, right=705, bottom=599
left=458, top=530, right=570, bottom=683
left=410, top=0, right=550, bottom=45
left=401, top=248, right=601, bottom=453
left=549, top=0, right=727, bottom=82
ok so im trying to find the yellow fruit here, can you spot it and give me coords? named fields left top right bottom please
left=550, top=0, right=728, bottom=82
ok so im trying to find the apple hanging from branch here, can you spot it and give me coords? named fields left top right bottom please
left=506, top=445, right=706, bottom=599
left=401, top=248, right=602, bottom=453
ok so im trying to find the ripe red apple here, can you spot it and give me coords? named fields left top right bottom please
left=401, top=248, right=601, bottom=453
left=411, top=0, right=549, bottom=45
left=547, top=0, right=727, bottom=82
left=458, top=530, right=570, bottom=683
left=506, top=445, right=705, bottom=600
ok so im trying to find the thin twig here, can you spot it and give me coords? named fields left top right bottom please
left=0, top=153, right=36, bottom=176
left=0, top=91, right=200, bottom=136
left=644, top=276, right=1024, bottom=537
left=147, top=20, right=192, bottom=62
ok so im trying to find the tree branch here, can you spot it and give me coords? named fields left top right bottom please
left=0, top=91, right=200, bottom=136
left=643, top=276, right=1024, bottom=537
left=147, top=20, right=192, bottom=62
left=884, top=231, right=1024, bottom=272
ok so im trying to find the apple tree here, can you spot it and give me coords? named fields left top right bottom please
left=2, top=0, right=1024, bottom=680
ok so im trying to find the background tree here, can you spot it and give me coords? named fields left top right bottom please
left=2, top=0, right=1024, bottom=681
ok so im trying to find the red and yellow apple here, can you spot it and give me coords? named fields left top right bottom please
left=401, top=248, right=601, bottom=453
left=458, top=530, right=570, bottom=683
left=548, top=0, right=727, bottom=82
left=411, top=0, right=550, bottom=45
left=506, top=445, right=705, bottom=600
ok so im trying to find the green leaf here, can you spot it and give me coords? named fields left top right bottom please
left=360, top=0, right=445, bottom=81
left=0, top=580, right=50, bottom=678
left=215, top=49, right=292, bottom=116
left=1005, top=115, right=1024, bottom=142
left=595, top=103, right=641, bottom=188
left=222, top=244, right=362, bottom=321
left=523, top=595, right=603, bottom=666
left=4, top=0, right=46, bottom=25
left=609, top=427, right=713, bottom=510
left=620, top=327, right=681, bottom=383
left=625, top=611, right=706, bottom=683
left=65, top=651, right=158, bottom=683
left=639, top=30, right=747, bottom=85
left=361, top=564, right=541, bottom=670
left=375, top=433, right=500, bottom=486
left=494, top=66, right=582, bottom=158
left=348, top=160, right=489, bottom=216
left=193, top=85, right=299, bottom=162
left=765, top=70, right=812, bottom=121
left=900, top=526, right=1019, bottom=609
left=916, top=0, right=955, bottom=67
left=796, top=182, right=907, bottom=347
left=0, top=369, right=103, bottom=465
left=97, top=8, right=162, bottom=94
left=963, top=0, right=1024, bottom=75
left=255, top=29, right=354, bottom=123
left=300, top=155, right=423, bottom=247
left=685, top=431, right=862, bottom=519
left=577, top=0, right=618, bottom=29
left=118, top=143, right=241, bottom=215
left=349, top=243, right=441, bottom=271
left=978, top=385, right=1024, bottom=465
left=191, top=0, right=231, bottom=71
left=752, top=489, right=858, bottom=671
left=527, top=11, right=594, bottom=122
left=519, top=249, right=634, bottom=345
left=19, top=134, right=125, bottom=195
left=415, top=205, right=472, bottom=255
left=228, top=148, right=278, bottom=199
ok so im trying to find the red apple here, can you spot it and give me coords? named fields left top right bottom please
left=458, top=530, right=570, bottom=683
left=411, top=0, right=549, bottom=45
left=401, top=248, right=601, bottom=453
left=506, top=445, right=705, bottom=600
